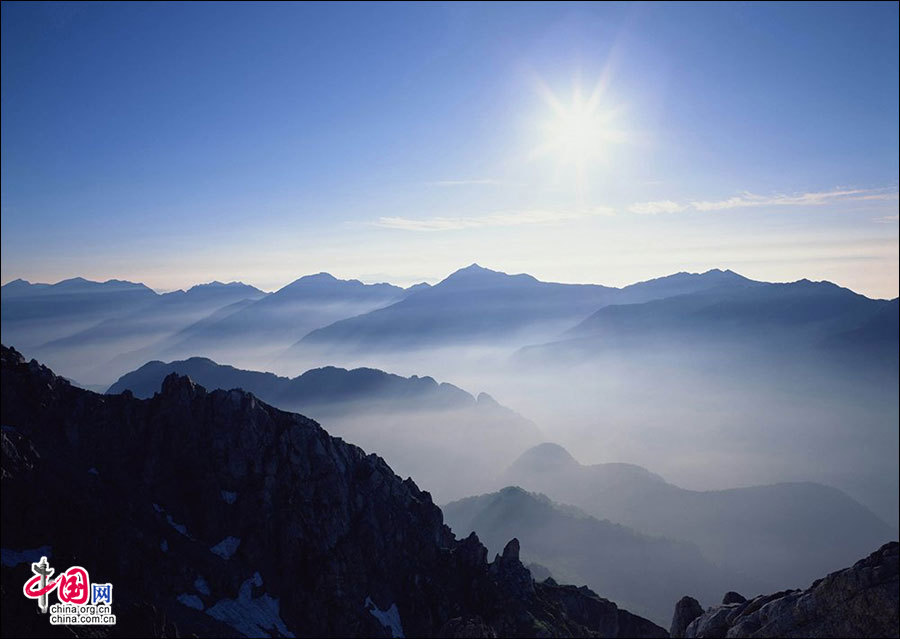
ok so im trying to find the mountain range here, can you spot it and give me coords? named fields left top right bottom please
left=3, top=265, right=897, bottom=524
left=295, top=265, right=760, bottom=355
left=499, top=443, right=895, bottom=594
left=106, top=356, right=542, bottom=503
left=521, top=277, right=899, bottom=375
left=4, top=265, right=896, bottom=387
left=0, top=273, right=418, bottom=385
left=443, top=486, right=742, bottom=626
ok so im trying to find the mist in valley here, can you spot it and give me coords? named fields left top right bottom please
left=3, top=266, right=897, bottom=634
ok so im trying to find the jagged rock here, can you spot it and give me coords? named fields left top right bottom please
left=438, top=616, right=498, bottom=638
left=526, top=562, right=554, bottom=583
left=721, top=591, right=746, bottom=605
left=0, top=345, right=667, bottom=638
left=678, top=542, right=899, bottom=638
left=502, top=537, right=521, bottom=562
left=671, top=595, right=704, bottom=637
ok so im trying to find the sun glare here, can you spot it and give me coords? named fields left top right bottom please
left=543, top=95, right=607, bottom=165
left=531, top=80, right=628, bottom=200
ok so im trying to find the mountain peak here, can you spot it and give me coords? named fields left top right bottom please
left=185, top=280, right=262, bottom=295
left=291, top=272, right=340, bottom=284
left=160, top=372, right=203, bottom=399
left=510, top=443, right=579, bottom=472
left=439, top=264, right=538, bottom=288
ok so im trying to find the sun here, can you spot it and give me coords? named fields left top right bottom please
left=542, top=93, right=608, bottom=167
left=530, top=80, right=628, bottom=200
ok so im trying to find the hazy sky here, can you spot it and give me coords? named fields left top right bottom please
left=2, top=2, right=898, bottom=297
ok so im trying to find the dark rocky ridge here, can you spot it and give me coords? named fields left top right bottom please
left=0, top=345, right=666, bottom=638
left=670, top=542, right=899, bottom=638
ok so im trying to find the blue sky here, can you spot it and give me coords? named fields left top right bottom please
left=2, top=1, right=898, bottom=296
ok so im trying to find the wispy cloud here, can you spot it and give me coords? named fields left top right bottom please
left=624, top=187, right=898, bottom=215
left=690, top=188, right=896, bottom=211
left=628, top=200, right=687, bottom=215
left=874, top=214, right=899, bottom=224
left=375, top=207, right=613, bottom=231
left=426, top=179, right=502, bottom=187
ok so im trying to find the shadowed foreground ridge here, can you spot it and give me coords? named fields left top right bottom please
left=670, top=542, right=899, bottom=638
left=0, top=344, right=665, bottom=638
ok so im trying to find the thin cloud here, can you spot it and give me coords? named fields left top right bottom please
left=375, top=207, right=614, bottom=231
left=628, top=200, right=687, bottom=215
left=690, top=188, right=894, bottom=211
left=426, top=179, right=502, bottom=187
left=623, top=187, right=898, bottom=215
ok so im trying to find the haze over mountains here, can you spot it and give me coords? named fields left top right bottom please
left=498, top=444, right=894, bottom=593
left=525, top=277, right=899, bottom=372
left=295, top=265, right=762, bottom=356
left=0, top=345, right=670, bottom=638
left=443, top=486, right=741, bottom=625
left=1, top=263, right=897, bottom=637
left=2, top=263, right=897, bottom=530
left=107, top=356, right=542, bottom=502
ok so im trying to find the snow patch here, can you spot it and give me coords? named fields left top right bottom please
left=210, top=536, right=241, bottom=560
left=177, top=593, right=204, bottom=611
left=206, top=572, right=295, bottom=638
left=87, top=467, right=99, bottom=475
left=195, top=576, right=211, bottom=595
left=166, top=514, right=189, bottom=537
left=153, top=504, right=194, bottom=540
left=1, top=546, right=52, bottom=568
left=153, top=503, right=191, bottom=537
left=365, top=596, right=405, bottom=638
left=221, top=490, right=237, bottom=504
left=160, top=539, right=168, bottom=553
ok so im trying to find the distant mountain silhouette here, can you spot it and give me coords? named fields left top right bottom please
left=444, top=486, right=742, bottom=625
left=109, top=356, right=474, bottom=409
left=1, top=277, right=161, bottom=352
left=22, top=281, right=266, bottom=384
left=296, top=265, right=751, bottom=354
left=1, top=276, right=153, bottom=298
left=0, top=273, right=414, bottom=385
left=108, top=356, right=543, bottom=502
left=524, top=279, right=898, bottom=369
left=501, top=443, right=896, bottom=593
left=159, top=272, right=409, bottom=364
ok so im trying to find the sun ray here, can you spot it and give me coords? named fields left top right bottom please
left=528, top=75, right=629, bottom=205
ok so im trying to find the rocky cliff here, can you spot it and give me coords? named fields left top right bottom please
left=670, top=542, right=899, bottom=638
left=0, top=345, right=666, bottom=638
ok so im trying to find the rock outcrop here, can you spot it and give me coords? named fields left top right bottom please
left=671, top=542, right=899, bottom=638
left=671, top=596, right=704, bottom=637
left=0, top=345, right=666, bottom=638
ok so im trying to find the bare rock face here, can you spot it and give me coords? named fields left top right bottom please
left=0, top=345, right=667, bottom=638
left=671, top=596, right=704, bottom=637
left=673, top=542, right=899, bottom=638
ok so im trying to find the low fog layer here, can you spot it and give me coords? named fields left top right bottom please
left=497, top=443, right=894, bottom=594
